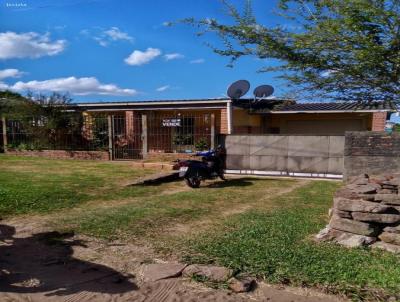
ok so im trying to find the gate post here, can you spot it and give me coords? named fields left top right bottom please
left=211, top=113, right=215, bottom=149
left=107, top=115, right=113, bottom=160
left=1, top=116, right=7, bottom=152
left=141, top=114, right=148, bottom=159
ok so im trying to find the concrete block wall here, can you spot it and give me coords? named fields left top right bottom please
left=344, top=131, right=400, bottom=179
left=225, top=135, right=345, bottom=176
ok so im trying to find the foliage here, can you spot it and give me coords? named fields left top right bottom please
left=183, top=0, right=400, bottom=103
left=195, top=137, right=209, bottom=150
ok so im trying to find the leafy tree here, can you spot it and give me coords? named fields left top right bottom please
left=184, top=0, right=400, bottom=103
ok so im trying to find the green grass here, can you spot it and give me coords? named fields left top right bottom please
left=0, top=155, right=157, bottom=216
left=182, top=181, right=400, bottom=301
left=58, top=177, right=294, bottom=240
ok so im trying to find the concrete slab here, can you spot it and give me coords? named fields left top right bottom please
left=288, top=136, right=330, bottom=157
left=250, top=155, right=287, bottom=171
left=249, top=136, right=288, bottom=156
left=287, top=156, right=329, bottom=173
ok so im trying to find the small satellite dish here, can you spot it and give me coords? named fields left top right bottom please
left=253, top=85, right=274, bottom=98
left=227, top=80, right=250, bottom=99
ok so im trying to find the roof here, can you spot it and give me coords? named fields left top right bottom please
left=249, top=100, right=397, bottom=114
left=70, top=98, right=230, bottom=111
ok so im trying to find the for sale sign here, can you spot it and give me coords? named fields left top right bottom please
left=162, top=118, right=181, bottom=127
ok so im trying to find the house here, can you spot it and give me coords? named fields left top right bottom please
left=70, top=98, right=396, bottom=160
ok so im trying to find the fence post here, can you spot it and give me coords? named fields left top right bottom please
left=1, top=116, right=7, bottom=152
left=107, top=115, right=113, bottom=160
left=141, top=114, right=148, bottom=159
left=211, top=113, right=215, bottom=149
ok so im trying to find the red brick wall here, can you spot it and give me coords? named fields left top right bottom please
left=6, top=150, right=110, bottom=160
left=220, top=108, right=229, bottom=134
left=371, top=112, right=387, bottom=131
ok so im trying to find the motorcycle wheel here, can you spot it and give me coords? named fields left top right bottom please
left=185, top=177, right=201, bottom=188
left=219, top=173, right=226, bottom=181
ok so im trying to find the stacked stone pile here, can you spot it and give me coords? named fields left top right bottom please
left=316, top=173, right=400, bottom=253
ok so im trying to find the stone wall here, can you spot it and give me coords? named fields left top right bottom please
left=344, top=132, right=400, bottom=179
left=6, top=150, right=110, bottom=160
left=316, top=174, right=400, bottom=253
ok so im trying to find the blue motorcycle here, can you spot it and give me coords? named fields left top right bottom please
left=177, top=146, right=226, bottom=188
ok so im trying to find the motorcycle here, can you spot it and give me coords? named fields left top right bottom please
left=174, top=146, right=227, bottom=188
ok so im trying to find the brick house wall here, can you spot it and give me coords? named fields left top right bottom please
left=220, top=108, right=229, bottom=134
left=371, top=112, right=387, bottom=131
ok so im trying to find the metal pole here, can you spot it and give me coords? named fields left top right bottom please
left=1, top=116, right=7, bottom=152
left=211, top=113, right=215, bottom=149
left=107, top=115, right=113, bottom=160
left=141, top=114, right=148, bottom=159
left=227, top=100, right=232, bottom=134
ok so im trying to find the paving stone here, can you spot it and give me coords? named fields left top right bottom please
left=345, top=184, right=377, bottom=194
left=376, top=194, right=400, bottom=205
left=383, top=225, right=400, bottom=234
left=379, top=232, right=400, bottom=245
left=330, top=216, right=380, bottom=236
left=142, top=263, right=187, bottom=282
left=334, top=197, right=391, bottom=213
left=371, top=241, right=400, bottom=254
left=351, top=212, right=400, bottom=224
left=182, top=264, right=232, bottom=282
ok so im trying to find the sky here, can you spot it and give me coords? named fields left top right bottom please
left=0, top=0, right=292, bottom=103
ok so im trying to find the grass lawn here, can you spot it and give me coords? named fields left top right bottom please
left=0, top=155, right=158, bottom=216
left=2, top=155, right=400, bottom=301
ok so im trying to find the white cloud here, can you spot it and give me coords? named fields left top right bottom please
left=124, top=48, right=161, bottom=66
left=0, top=68, right=26, bottom=80
left=164, top=53, right=184, bottom=61
left=104, top=27, right=133, bottom=42
left=190, top=58, right=205, bottom=64
left=2, top=76, right=137, bottom=96
left=0, top=31, right=66, bottom=59
left=94, top=27, right=134, bottom=47
left=156, top=85, right=170, bottom=92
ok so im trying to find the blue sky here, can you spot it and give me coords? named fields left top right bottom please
left=0, top=0, right=291, bottom=103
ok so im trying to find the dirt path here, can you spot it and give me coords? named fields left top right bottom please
left=164, top=178, right=311, bottom=236
left=0, top=222, right=344, bottom=302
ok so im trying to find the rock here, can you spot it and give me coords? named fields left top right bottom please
left=334, top=197, right=391, bottom=213
left=375, top=194, right=400, bottom=205
left=334, top=188, right=375, bottom=201
left=377, top=189, right=395, bottom=194
left=228, top=276, right=256, bottom=293
left=182, top=264, right=232, bottom=282
left=333, top=209, right=352, bottom=219
left=330, top=216, right=380, bottom=236
left=316, top=226, right=376, bottom=247
left=336, top=233, right=376, bottom=248
left=379, top=232, right=400, bottom=245
left=315, top=226, right=333, bottom=241
left=383, top=225, right=400, bottom=234
left=346, top=184, right=377, bottom=194
left=371, top=241, right=400, bottom=254
left=141, top=263, right=187, bottom=282
left=349, top=175, right=369, bottom=185
left=351, top=212, right=400, bottom=224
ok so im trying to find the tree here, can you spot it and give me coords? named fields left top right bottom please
left=184, top=0, right=400, bottom=103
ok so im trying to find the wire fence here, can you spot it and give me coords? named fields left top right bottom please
left=5, top=114, right=109, bottom=152
left=3, top=112, right=217, bottom=159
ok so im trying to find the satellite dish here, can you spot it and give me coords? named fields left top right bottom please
left=227, top=80, right=250, bottom=99
left=253, top=85, right=274, bottom=98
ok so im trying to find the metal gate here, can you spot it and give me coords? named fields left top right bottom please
left=112, top=115, right=143, bottom=160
